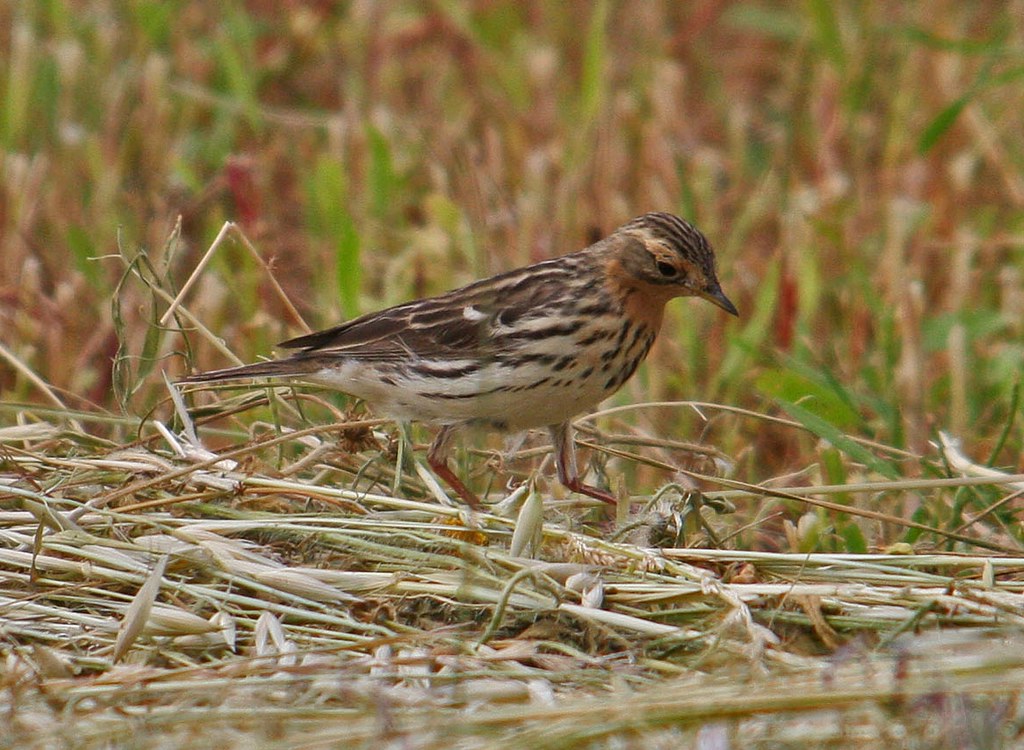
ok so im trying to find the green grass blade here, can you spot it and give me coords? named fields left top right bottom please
left=307, top=155, right=362, bottom=318
left=778, top=398, right=901, bottom=479
left=367, top=124, right=398, bottom=222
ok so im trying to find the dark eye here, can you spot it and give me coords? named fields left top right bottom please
left=656, top=261, right=677, bottom=278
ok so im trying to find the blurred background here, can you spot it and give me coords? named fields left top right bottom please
left=1, top=1, right=1021, bottom=548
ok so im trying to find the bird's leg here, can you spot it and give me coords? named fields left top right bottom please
left=548, top=422, right=617, bottom=505
left=427, top=424, right=481, bottom=509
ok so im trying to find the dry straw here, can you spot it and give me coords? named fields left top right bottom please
left=3, top=401, right=1024, bottom=748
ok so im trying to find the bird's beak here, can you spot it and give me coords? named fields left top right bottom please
left=700, top=284, right=739, bottom=316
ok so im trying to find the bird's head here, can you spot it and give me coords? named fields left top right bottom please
left=607, top=212, right=738, bottom=316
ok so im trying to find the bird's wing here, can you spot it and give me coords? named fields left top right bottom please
left=280, top=257, right=580, bottom=362
left=279, top=298, right=495, bottom=361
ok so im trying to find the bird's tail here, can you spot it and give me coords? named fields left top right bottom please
left=180, top=358, right=315, bottom=385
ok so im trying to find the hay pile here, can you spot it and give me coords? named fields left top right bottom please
left=3, top=405, right=1024, bottom=749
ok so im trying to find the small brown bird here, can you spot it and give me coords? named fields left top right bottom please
left=182, top=212, right=737, bottom=507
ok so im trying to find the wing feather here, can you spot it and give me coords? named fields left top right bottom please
left=277, top=255, right=584, bottom=362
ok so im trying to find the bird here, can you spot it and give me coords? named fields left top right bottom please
left=181, top=212, right=737, bottom=508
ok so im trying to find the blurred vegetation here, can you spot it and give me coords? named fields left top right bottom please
left=1, top=1, right=1022, bottom=553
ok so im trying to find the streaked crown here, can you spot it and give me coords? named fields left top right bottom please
left=623, top=212, right=715, bottom=272
left=614, top=212, right=737, bottom=314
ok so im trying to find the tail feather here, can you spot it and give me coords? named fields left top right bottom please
left=180, top=359, right=312, bottom=384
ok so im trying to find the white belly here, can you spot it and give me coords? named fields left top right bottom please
left=307, top=359, right=617, bottom=430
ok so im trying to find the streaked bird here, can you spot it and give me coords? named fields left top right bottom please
left=182, top=212, right=737, bottom=507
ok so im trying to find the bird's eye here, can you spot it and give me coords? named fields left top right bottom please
left=656, top=261, right=678, bottom=278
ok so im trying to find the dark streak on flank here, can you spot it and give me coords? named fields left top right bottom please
left=422, top=384, right=510, bottom=400
left=511, top=376, right=551, bottom=392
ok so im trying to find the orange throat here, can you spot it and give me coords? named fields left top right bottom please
left=603, top=258, right=671, bottom=332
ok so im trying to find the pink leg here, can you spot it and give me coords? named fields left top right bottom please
left=548, top=422, right=616, bottom=505
left=427, top=425, right=481, bottom=509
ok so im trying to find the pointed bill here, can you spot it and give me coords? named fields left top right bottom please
left=700, top=283, right=738, bottom=316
